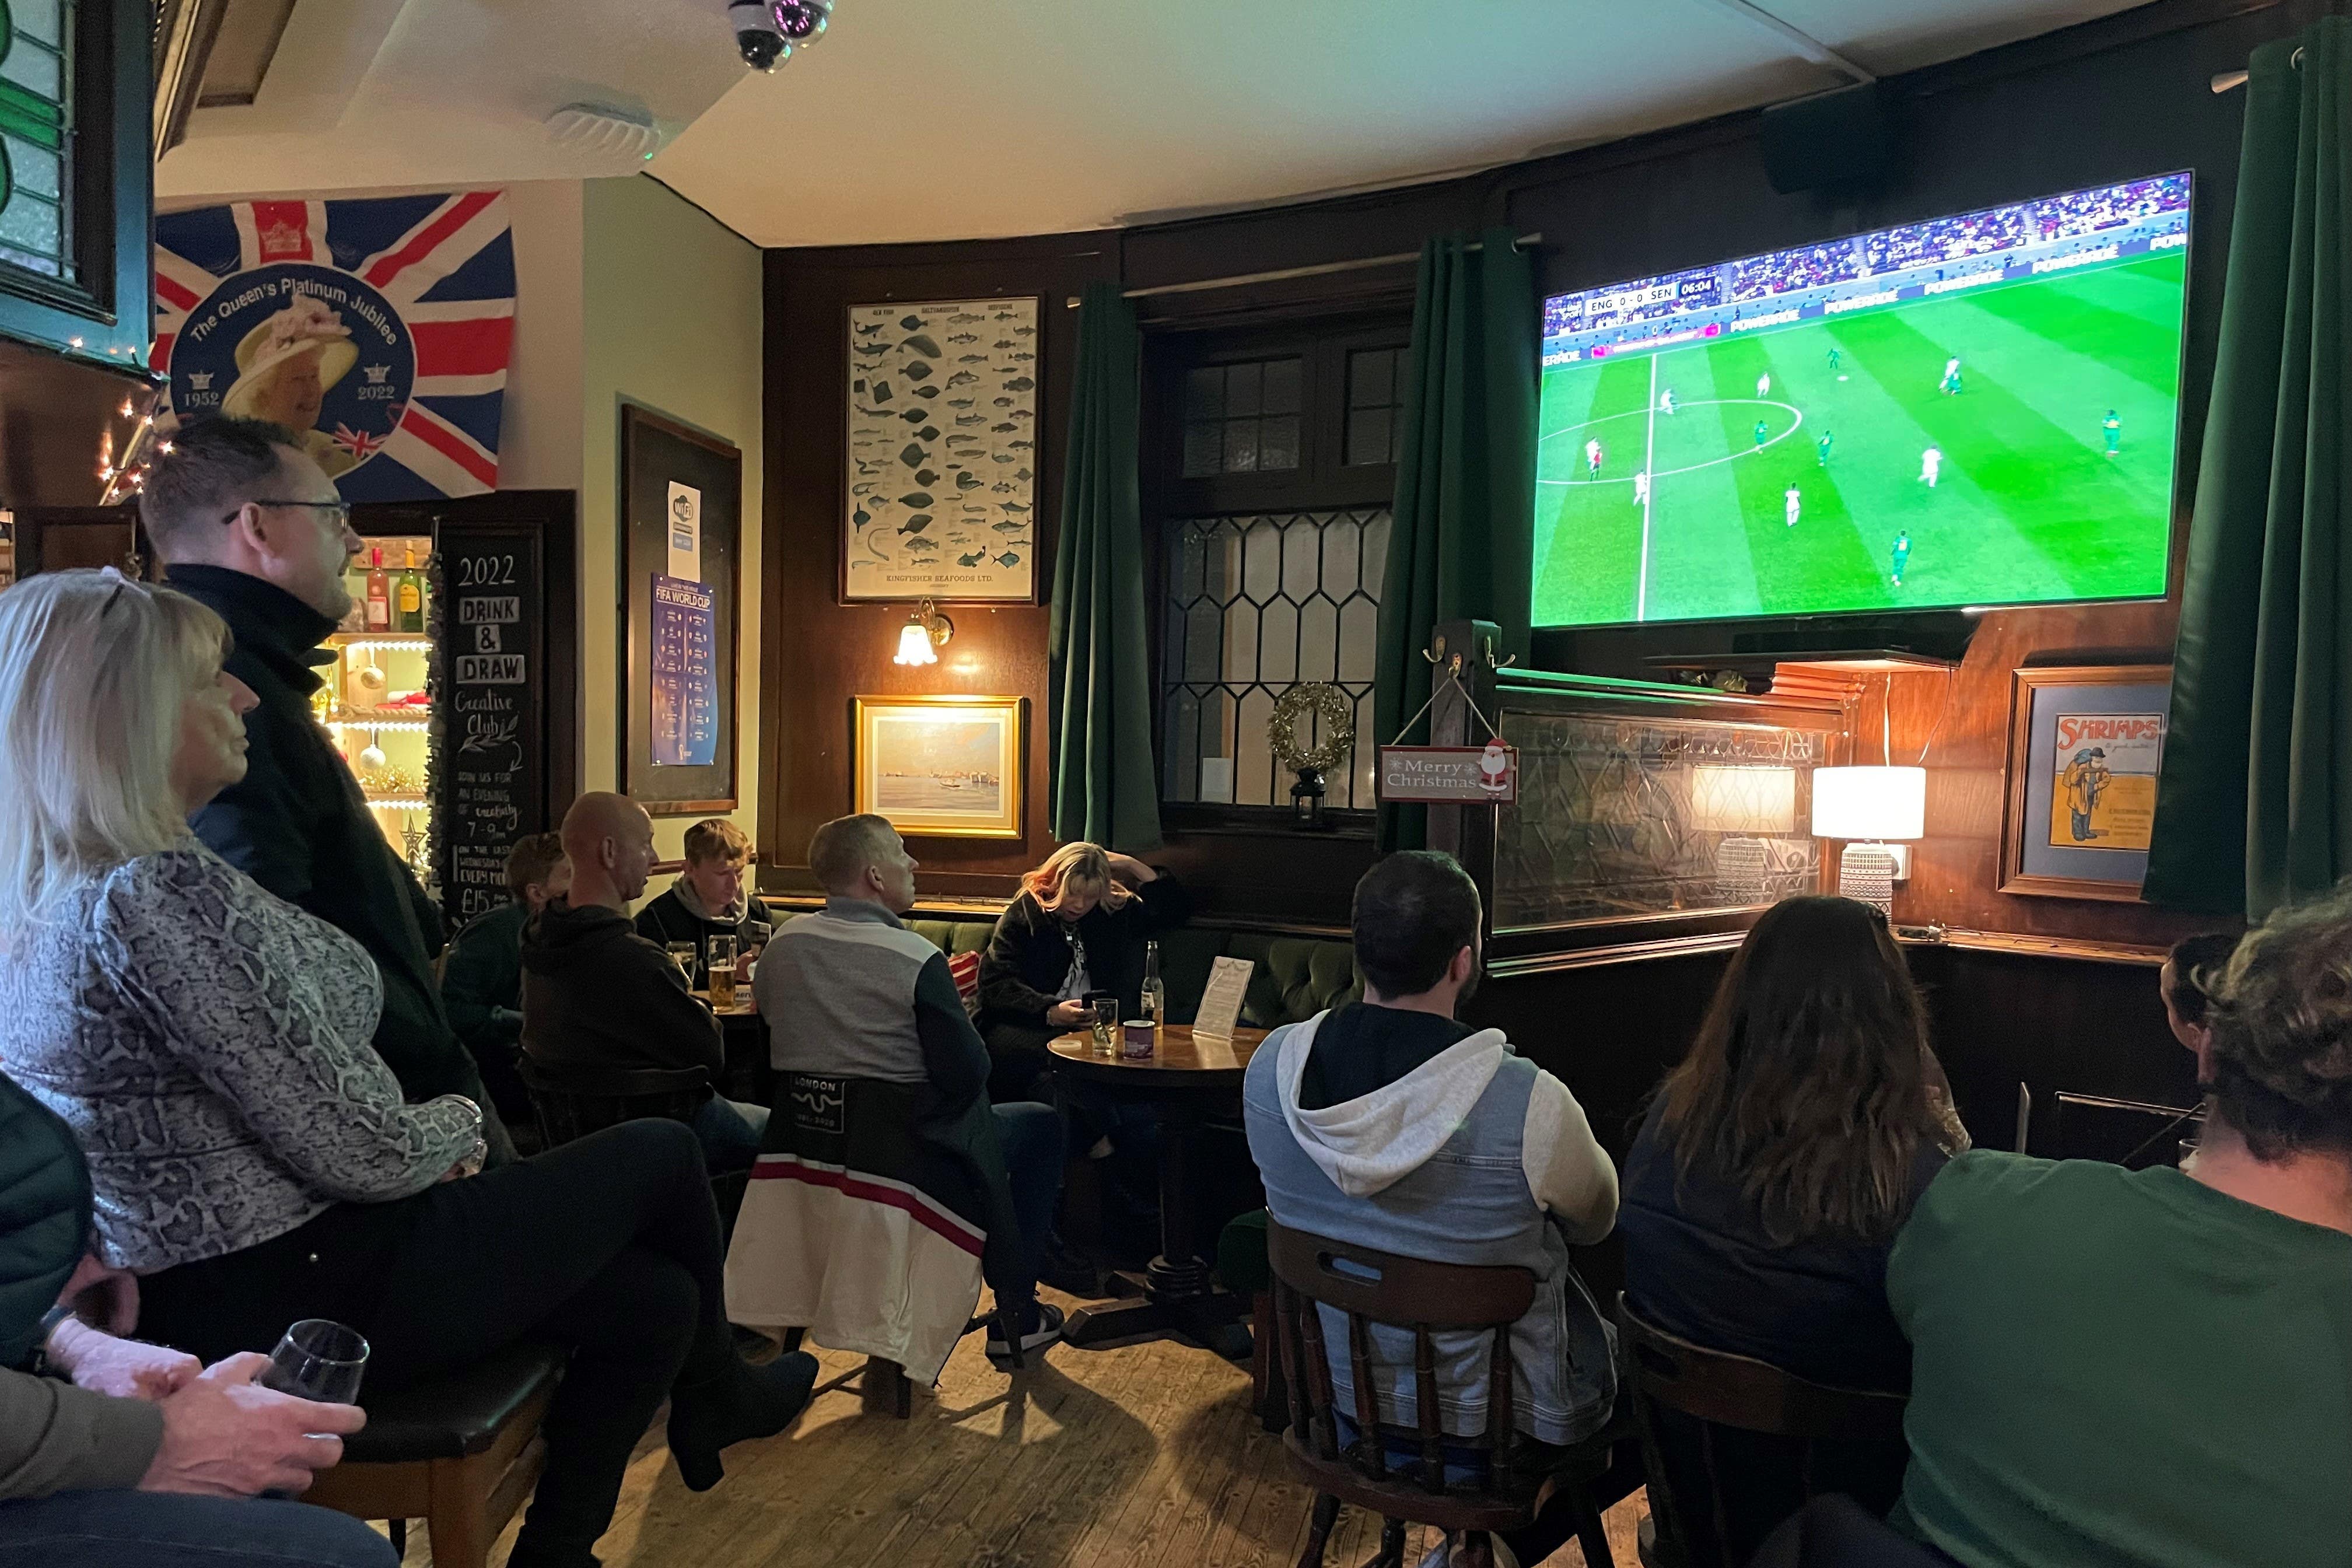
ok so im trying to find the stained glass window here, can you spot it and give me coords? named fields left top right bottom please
left=1160, top=509, right=1388, bottom=809
left=0, top=0, right=73, bottom=281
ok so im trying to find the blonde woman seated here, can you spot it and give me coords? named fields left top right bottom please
left=0, top=571, right=814, bottom=1568
left=978, top=842, right=1190, bottom=1102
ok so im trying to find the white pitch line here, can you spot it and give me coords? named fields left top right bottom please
left=1637, top=355, right=1658, bottom=622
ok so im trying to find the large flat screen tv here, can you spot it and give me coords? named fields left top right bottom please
left=1531, top=173, right=2189, bottom=628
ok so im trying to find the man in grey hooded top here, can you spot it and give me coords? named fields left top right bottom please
left=1244, top=851, right=1618, bottom=1564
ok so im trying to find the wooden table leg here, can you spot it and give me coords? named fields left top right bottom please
left=860, top=1357, right=911, bottom=1419
left=1065, top=1096, right=1251, bottom=1352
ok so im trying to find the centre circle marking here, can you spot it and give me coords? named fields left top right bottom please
left=1536, top=398, right=1808, bottom=485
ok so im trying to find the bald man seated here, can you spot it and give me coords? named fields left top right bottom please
left=520, top=793, right=771, bottom=1174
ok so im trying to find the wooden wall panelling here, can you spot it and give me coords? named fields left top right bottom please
left=1474, top=938, right=2199, bottom=1305
left=760, top=235, right=1119, bottom=899
left=750, top=0, right=2311, bottom=933
left=1879, top=611, right=2226, bottom=946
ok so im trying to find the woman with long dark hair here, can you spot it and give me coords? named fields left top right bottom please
left=1619, top=895, right=1966, bottom=1392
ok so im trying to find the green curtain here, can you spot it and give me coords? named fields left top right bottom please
left=1048, top=282, right=1163, bottom=851
left=1373, top=227, right=1538, bottom=850
left=2146, top=20, right=2351, bottom=918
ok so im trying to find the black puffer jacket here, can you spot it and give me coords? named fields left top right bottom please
left=977, top=872, right=1190, bottom=1030
left=0, top=1074, right=88, bottom=1368
left=167, top=565, right=495, bottom=1122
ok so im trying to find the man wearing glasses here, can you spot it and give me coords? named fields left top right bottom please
left=141, top=416, right=510, bottom=1162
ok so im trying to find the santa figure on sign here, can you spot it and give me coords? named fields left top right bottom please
left=1478, top=740, right=1512, bottom=797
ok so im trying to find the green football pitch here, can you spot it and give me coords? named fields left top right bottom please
left=1531, top=251, right=2183, bottom=626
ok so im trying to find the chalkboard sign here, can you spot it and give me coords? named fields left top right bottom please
left=435, top=526, right=547, bottom=928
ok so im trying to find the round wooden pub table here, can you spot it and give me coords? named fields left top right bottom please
left=1047, top=1024, right=1269, bottom=1352
left=694, top=991, right=769, bottom=1105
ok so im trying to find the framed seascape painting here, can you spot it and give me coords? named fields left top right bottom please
left=852, top=695, right=1026, bottom=839
left=2000, top=664, right=2172, bottom=901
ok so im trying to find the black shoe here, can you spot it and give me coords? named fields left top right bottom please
left=666, top=1349, right=818, bottom=1492
left=985, top=1302, right=1065, bottom=1368
left=1038, top=1238, right=1101, bottom=1298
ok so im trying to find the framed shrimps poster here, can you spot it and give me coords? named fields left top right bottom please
left=2001, top=665, right=2171, bottom=901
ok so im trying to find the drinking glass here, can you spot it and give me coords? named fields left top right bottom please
left=666, top=941, right=699, bottom=981
left=708, top=936, right=738, bottom=1009
left=260, top=1320, right=369, bottom=1405
left=1089, top=993, right=1118, bottom=1057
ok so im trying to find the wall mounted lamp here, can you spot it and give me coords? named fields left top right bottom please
left=892, top=597, right=954, bottom=666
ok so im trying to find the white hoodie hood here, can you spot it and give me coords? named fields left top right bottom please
left=1275, top=1009, right=1511, bottom=1198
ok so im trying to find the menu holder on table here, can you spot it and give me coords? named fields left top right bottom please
left=1193, top=956, right=1254, bottom=1043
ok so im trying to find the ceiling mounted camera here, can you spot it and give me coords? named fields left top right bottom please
left=728, top=0, right=835, bottom=72
left=728, top=1, right=789, bottom=71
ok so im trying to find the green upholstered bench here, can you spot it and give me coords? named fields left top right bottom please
left=901, top=915, right=1359, bottom=1028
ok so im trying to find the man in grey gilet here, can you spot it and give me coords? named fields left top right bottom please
left=1244, top=850, right=1619, bottom=1568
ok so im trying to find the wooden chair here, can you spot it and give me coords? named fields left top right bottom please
left=1615, top=1297, right=1908, bottom=1568
left=517, top=1058, right=711, bottom=1145
left=304, top=1339, right=565, bottom=1568
left=1266, top=1220, right=1619, bottom=1568
left=850, top=1308, right=1019, bottom=1419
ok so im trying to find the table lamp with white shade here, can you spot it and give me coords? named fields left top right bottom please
left=1811, top=765, right=1926, bottom=915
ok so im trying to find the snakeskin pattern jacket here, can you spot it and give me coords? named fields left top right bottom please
left=0, top=845, right=479, bottom=1272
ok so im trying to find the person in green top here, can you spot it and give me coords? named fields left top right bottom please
left=438, top=832, right=569, bottom=1128
left=1887, top=888, right=2352, bottom=1568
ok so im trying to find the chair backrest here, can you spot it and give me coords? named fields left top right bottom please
left=517, top=1056, right=709, bottom=1148
left=1265, top=1218, right=1538, bottom=1500
left=1616, top=1296, right=1909, bottom=1568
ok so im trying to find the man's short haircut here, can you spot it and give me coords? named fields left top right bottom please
left=138, top=416, right=303, bottom=558
left=1351, top=850, right=1482, bottom=998
left=503, top=832, right=566, bottom=902
left=807, top=814, right=899, bottom=894
left=683, top=817, right=752, bottom=868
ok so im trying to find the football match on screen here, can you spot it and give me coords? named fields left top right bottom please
left=1531, top=173, right=2189, bottom=627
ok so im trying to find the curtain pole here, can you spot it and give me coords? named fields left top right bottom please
left=1062, top=233, right=1543, bottom=309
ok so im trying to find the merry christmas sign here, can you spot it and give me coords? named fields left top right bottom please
left=153, top=192, right=516, bottom=501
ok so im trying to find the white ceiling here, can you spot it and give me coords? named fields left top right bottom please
left=160, top=0, right=2158, bottom=247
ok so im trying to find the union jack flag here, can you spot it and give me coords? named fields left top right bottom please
left=332, top=423, right=389, bottom=461
left=154, top=192, right=515, bottom=502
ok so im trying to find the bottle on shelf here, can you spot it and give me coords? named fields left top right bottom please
left=396, top=543, right=425, bottom=632
left=1141, top=940, right=1166, bottom=1027
left=364, top=547, right=391, bottom=631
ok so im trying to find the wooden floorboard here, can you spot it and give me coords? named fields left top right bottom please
left=389, top=1300, right=1649, bottom=1568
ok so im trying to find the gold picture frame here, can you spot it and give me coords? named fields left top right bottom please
left=1999, top=664, right=2172, bottom=901
left=852, top=694, right=1026, bottom=839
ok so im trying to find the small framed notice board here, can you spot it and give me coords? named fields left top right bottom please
left=620, top=405, right=741, bottom=814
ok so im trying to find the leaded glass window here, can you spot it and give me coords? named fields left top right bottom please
left=0, top=0, right=72, bottom=281
left=1345, top=346, right=1408, bottom=466
left=1180, top=357, right=1303, bottom=478
left=1160, top=509, right=1388, bottom=810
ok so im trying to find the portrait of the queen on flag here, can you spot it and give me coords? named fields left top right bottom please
left=152, top=191, right=516, bottom=501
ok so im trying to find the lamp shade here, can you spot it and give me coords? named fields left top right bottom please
left=1811, top=765, right=1926, bottom=841
left=1689, top=766, right=1798, bottom=834
left=892, top=620, right=938, bottom=666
